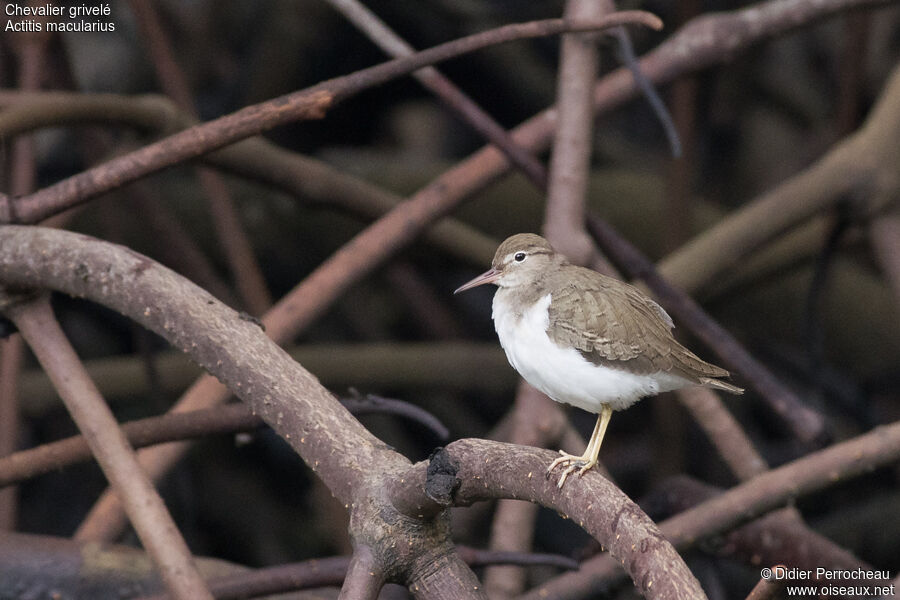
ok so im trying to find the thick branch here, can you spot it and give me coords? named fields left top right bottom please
left=392, top=439, right=706, bottom=600
left=0, top=226, right=392, bottom=505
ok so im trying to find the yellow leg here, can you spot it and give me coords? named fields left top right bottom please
left=547, top=405, right=613, bottom=488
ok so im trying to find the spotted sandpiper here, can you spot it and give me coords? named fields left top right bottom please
left=455, top=233, right=743, bottom=487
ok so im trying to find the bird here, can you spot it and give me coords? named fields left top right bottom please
left=455, top=233, right=743, bottom=487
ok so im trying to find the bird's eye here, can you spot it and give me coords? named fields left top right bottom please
left=514, top=252, right=526, bottom=262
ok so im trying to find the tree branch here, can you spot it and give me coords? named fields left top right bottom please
left=0, top=294, right=212, bottom=600
left=0, top=90, right=498, bottom=267
left=658, top=60, right=900, bottom=294
left=645, top=477, right=884, bottom=587
left=0, top=226, right=389, bottom=504
left=128, top=0, right=272, bottom=314
left=322, top=0, right=548, bottom=187
left=516, top=418, right=900, bottom=600
left=4, top=11, right=660, bottom=225
left=7, top=0, right=889, bottom=551
left=0, top=226, right=703, bottom=600
left=392, top=439, right=707, bottom=600
left=338, top=546, right=384, bottom=600
left=0, top=404, right=258, bottom=487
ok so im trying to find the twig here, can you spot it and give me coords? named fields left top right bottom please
left=344, top=393, right=450, bottom=443
left=5, top=10, right=661, bottom=225
left=0, top=393, right=450, bottom=487
left=0, top=294, right=212, bottom=600
left=612, top=26, right=682, bottom=158
left=322, top=0, right=548, bottom=187
left=0, top=404, right=261, bottom=487
left=587, top=213, right=827, bottom=443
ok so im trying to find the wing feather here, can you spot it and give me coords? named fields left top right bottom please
left=545, top=268, right=731, bottom=382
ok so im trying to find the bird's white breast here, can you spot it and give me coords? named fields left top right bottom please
left=492, top=292, right=686, bottom=413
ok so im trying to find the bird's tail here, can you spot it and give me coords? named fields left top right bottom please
left=699, top=377, right=744, bottom=395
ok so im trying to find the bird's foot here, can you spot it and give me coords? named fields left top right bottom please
left=546, top=450, right=598, bottom=488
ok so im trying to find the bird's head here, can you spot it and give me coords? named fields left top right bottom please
left=454, top=233, right=561, bottom=293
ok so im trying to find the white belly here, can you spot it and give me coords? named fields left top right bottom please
left=492, top=293, right=688, bottom=413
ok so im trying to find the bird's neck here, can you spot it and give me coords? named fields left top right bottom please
left=495, top=270, right=559, bottom=319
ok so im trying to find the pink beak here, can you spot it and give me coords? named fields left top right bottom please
left=454, top=268, right=501, bottom=294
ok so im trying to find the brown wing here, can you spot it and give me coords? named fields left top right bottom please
left=546, top=268, right=730, bottom=381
